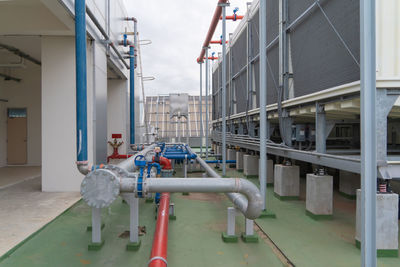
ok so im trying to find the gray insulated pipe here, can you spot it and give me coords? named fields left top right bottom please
left=195, top=155, right=262, bottom=219
left=117, top=143, right=157, bottom=172
left=145, top=178, right=262, bottom=219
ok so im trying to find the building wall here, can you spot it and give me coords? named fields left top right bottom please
left=107, top=79, right=128, bottom=156
left=0, top=61, right=41, bottom=167
left=0, top=101, right=6, bottom=167
left=41, top=36, right=95, bottom=192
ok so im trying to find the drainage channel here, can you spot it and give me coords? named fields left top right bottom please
left=254, top=221, right=295, bottom=267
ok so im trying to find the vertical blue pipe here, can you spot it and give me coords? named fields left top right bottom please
left=75, top=0, right=88, bottom=162
left=130, top=45, right=135, bottom=144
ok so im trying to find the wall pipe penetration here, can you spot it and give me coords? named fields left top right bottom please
left=75, top=0, right=89, bottom=174
left=85, top=5, right=129, bottom=69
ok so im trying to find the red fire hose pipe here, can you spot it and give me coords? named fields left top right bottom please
left=197, top=0, right=228, bottom=63
left=148, top=193, right=170, bottom=267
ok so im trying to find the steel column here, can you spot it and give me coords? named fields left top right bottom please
left=129, top=45, right=135, bottom=144
left=221, top=3, right=228, bottom=176
left=259, top=0, right=267, bottom=211
left=360, top=0, right=377, bottom=265
left=91, top=207, right=101, bottom=243
left=199, top=63, right=203, bottom=155
left=316, top=103, right=326, bottom=154
left=205, top=48, right=210, bottom=159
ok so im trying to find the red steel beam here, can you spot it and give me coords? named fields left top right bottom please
left=149, top=193, right=170, bottom=267
left=197, top=0, right=228, bottom=63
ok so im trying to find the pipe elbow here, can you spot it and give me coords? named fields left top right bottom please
left=125, top=17, right=137, bottom=22
left=237, top=179, right=263, bottom=219
left=77, top=161, right=91, bottom=175
left=227, top=179, right=263, bottom=219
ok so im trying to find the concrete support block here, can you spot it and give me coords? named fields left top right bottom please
left=306, top=174, right=333, bottom=219
left=236, top=151, right=245, bottom=171
left=259, top=159, right=274, bottom=186
left=222, top=207, right=238, bottom=243
left=274, top=165, right=300, bottom=200
left=243, top=155, right=259, bottom=178
left=339, top=171, right=360, bottom=199
left=355, top=190, right=398, bottom=257
left=216, top=145, right=221, bottom=155
left=227, top=149, right=236, bottom=167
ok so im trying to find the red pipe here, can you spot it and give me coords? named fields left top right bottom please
left=153, top=156, right=172, bottom=170
left=204, top=56, right=219, bottom=60
left=210, top=40, right=228, bottom=44
left=197, top=0, right=228, bottom=63
left=149, top=193, right=170, bottom=267
left=219, top=15, right=244, bottom=20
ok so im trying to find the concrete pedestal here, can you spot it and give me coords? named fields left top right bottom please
left=259, top=159, right=274, bottom=186
left=355, top=190, right=399, bottom=257
left=227, top=149, right=236, bottom=167
left=236, top=151, right=245, bottom=171
left=243, top=155, right=259, bottom=178
left=339, top=171, right=360, bottom=199
left=274, top=165, right=300, bottom=200
left=216, top=145, right=221, bottom=155
left=306, top=174, right=333, bottom=219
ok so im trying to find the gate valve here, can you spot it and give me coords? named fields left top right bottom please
left=233, top=7, right=239, bottom=21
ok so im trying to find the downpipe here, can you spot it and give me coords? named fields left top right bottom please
left=75, top=0, right=89, bottom=175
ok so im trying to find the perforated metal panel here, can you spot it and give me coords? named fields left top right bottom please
left=290, top=0, right=360, bottom=97
left=211, top=0, right=360, bottom=119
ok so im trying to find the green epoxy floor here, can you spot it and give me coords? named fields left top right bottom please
left=216, top=167, right=400, bottom=267
left=1, top=165, right=399, bottom=267
left=0, top=167, right=282, bottom=267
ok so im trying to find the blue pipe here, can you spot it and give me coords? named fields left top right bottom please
left=163, top=154, right=197, bottom=160
left=129, top=45, right=135, bottom=144
left=75, top=0, right=88, bottom=163
left=205, top=160, right=236, bottom=164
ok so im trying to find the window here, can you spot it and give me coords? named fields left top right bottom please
left=7, top=108, right=27, bottom=118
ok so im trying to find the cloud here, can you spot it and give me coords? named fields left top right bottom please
left=123, top=0, right=251, bottom=96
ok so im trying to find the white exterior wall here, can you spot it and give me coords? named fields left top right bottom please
left=0, top=101, right=6, bottom=167
left=376, top=0, right=400, bottom=80
left=107, top=79, right=128, bottom=155
left=41, top=36, right=94, bottom=192
left=0, top=61, right=42, bottom=167
left=93, top=41, right=108, bottom=164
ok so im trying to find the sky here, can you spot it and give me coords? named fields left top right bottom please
left=123, top=0, right=251, bottom=96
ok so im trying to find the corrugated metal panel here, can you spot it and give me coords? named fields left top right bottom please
left=235, top=72, right=247, bottom=113
left=231, top=28, right=247, bottom=74
left=290, top=0, right=360, bottom=97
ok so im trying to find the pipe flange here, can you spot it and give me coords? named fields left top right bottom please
left=81, top=169, right=120, bottom=208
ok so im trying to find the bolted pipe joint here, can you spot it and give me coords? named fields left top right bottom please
left=80, top=164, right=139, bottom=208
left=81, top=169, right=121, bottom=208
